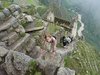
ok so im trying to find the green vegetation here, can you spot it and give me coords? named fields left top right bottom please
left=47, top=23, right=61, bottom=34
left=22, top=5, right=36, bottom=15
left=36, top=6, right=47, bottom=16
left=0, top=0, right=11, bottom=8
left=35, top=19, right=43, bottom=27
left=27, top=0, right=40, bottom=8
left=26, top=60, right=42, bottom=75
left=20, top=19, right=28, bottom=28
left=64, top=40, right=100, bottom=75
left=0, top=0, right=10, bottom=12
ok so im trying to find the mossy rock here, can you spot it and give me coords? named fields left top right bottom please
left=35, top=19, right=43, bottom=27
left=26, top=60, right=41, bottom=75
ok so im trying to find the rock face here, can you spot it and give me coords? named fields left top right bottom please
left=36, top=58, right=58, bottom=75
left=3, top=8, right=11, bottom=17
left=4, top=51, right=32, bottom=75
left=0, top=12, right=6, bottom=21
left=8, top=4, right=21, bottom=13
left=0, top=47, right=8, bottom=57
left=0, top=3, right=76, bottom=75
left=2, top=32, right=19, bottom=46
left=37, top=58, right=75, bottom=75
left=0, top=47, right=33, bottom=75
left=29, top=46, right=41, bottom=59
left=0, top=65, right=7, bottom=75
left=57, top=67, right=75, bottom=75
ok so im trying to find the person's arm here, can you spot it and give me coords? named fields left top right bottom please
left=51, top=38, right=57, bottom=52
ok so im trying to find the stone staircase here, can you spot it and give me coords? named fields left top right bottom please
left=9, top=33, right=30, bottom=51
left=0, top=17, right=14, bottom=31
left=0, top=4, right=37, bottom=56
left=0, top=3, right=77, bottom=75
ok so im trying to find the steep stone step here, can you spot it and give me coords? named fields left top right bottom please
left=24, top=37, right=36, bottom=52
left=9, top=33, right=30, bottom=51
left=0, top=31, right=8, bottom=39
left=1, top=32, right=19, bottom=46
left=0, top=17, right=15, bottom=31
left=25, top=26, right=44, bottom=32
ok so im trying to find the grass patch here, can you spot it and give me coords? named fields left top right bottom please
left=26, top=60, right=42, bottom=75
left=35, top=19, right=43, bottom=27
left=47, top=23, right=61, bottom=34
left=1, top=1, right=11, bottom=8
left=64, top=40, right=100, bottom=75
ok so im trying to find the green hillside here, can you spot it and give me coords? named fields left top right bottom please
left=64, top=40, right=100, bottom=75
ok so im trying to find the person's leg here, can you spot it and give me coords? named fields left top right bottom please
left=63, top=41, right=66, bottom=46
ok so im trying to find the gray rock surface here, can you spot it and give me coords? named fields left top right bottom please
left=0, top=31, right=8, bottom=39
left=9, top=33, right=30, bottom=51
left=0, top=17, right=16, bottom=32
left=36, top=58, right=60, bottom=75
left=13, top=11, right=20, bottom=17
left=10, top=18, right=19, bottom=28
left=29, top=46, right=41, bottom=59
left=2, top=32, right=19, bottom=46
left=0, top=46, right=8, bottom=57
left=57, top=67, right=75, bottom=75
left=4, top=50, right=33, bottom=75
left=0, top=42, right=6, bottom=48
left=8, top=4, right=21, bottom=13
left=3, top=8, right=11, bottom=17
left=44, top=63, right=58, bottom=75
left=0, top=12, right=5, bottom=21
left=0, top=65, right=7, bottom=75
left=25, top=38, right=36, bottom=52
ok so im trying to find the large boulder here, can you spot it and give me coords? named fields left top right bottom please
left=4, top=50, right=33, bottom=75
left=10, top=17, right=19, bottom=28
left=57, top=67, right=75, bottom=75
left=44, top=63, right=58, bottom=75
left=25, top=38, right=36, bottom=52
left=14, top=4, right=21, bottom=12
left=29, top=46, right=41, bottom=59
left=8, top=4, right=21, bottom=13
left=44, top=52, right=63, bottom=67
left=13, top=11, right=20, bottom=17
left=2, top=8, right=11, bottom=17
left=36, top=57, right=60, bottom=75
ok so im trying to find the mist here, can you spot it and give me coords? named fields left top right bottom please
left=70, top=0, right=100, bottom=49
left=72, top=0, right=100, bottom=27
left=57, top=0, right=100, bottom=49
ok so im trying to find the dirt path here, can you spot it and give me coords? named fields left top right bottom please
left=56, top=41, right=76, bottom=57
